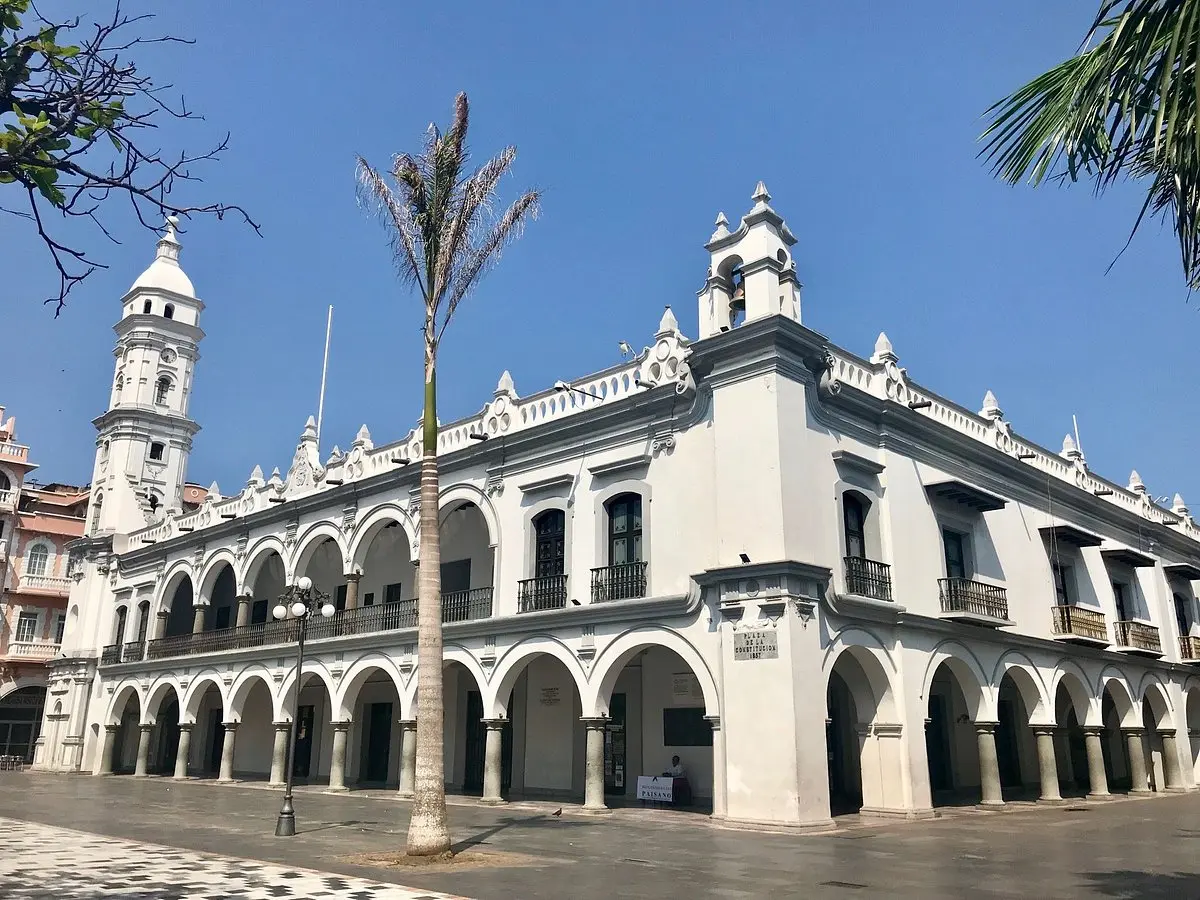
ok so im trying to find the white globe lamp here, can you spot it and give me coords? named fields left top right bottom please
left=290, top=600, right=307, bottom=618
left=320, top=602, right=336, bottom=618
left=295, top=576, right=313, bottom=592
left=272, top=603, right=287, bottom=621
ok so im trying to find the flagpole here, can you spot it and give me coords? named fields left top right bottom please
left=316, top=305, right=333, bottom=452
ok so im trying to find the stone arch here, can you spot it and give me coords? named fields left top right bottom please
left=1139, top=676, right=1173, bottom=730
left=276, top=661, right=337, bottom=720
left=241, top=536, right=289, bottom=591
left=144, top=677, right=183, bottom=725
left=587, top=626, right=718, bottom=718
left=228, top=667, right=278, bottom=721
left=486, top=636, right=590, bottom=718
left=921, top=640, right=990, bottom=720
left=291, top=521, right=349, bottom=577
left=822, top=633, right=900, bottom=724
left=197, top=551, right=239, bottom=602
left=181, top=671, right=228, bottom=724
left=993, top=652, right=1051, bottom=724
left=335, top=653, right=408, bottom=720
left=429, top=484, right=500, bottom=546
left=154, top=563, right=194, bottom=617
left=1099, top=670, right=1139, bottom=729
left=348, top=504, right=418, bottom=572
left=1051, top=662, right=1097, bottom=726
left=105, top=682, right=144, bottom=726
left=0, top=675, right=47, bottom=702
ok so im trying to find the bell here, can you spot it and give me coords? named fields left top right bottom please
left=729, top=282, right=746, bottom=315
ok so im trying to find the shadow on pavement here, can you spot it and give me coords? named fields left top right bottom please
left=1082, top=870, right=1200, bottom=898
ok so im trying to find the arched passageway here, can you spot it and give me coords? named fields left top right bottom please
left=443, top=659, right=504, bottom=796
left=925, top=659, right=990, bottom=806
left=0, top=686, right=46, bottom=763
left=825, top=647, right=904, bottom=816
left=338, top=664, right=405, bottom=788
left=1187, top=689, right=1200, bottom=784
left=163, top=575, right=194, bottom=638
left=150, top=692, right=181, bottom=775
left=1100, top=685, right=1134, bottom=792
left=186, top=681, right=228, bottom=779
left=278, top=670, right=335, bottom=787
left=995, top=673, right=1039, bottom=799
left=228, top=674, right=277, bottom=783
left=295, top=538, right=346, bottom=609
left=249, top=550, right=287, bottom=624
left=439, top=502, right=495, bottom=622
left=109, top=688, right=142, bottom=774
left=1053, top=678, right=1092, bottom=797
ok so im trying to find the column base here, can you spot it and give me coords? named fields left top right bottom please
left=1165, top=786, right=1191, bottom=793
left=325, top=786, right=349, bottom=793
left=479, top=797, right=507, bottom=806
left=1085, top=792, right=1113, bottom=801
left=133, top=773, right=150, bottom=779
left=216, top=777, right=239, bottom=784
left=1036, top=797, right=1066, bottom=805
left=976, top=801, right=1005, bottom=810
left=174, top=775, right=198, bottom=781
left=859, top=806, right=937, bottom=820
left=578, top=805, right=612, bottom=816
left=396, top=790, right=414, bottom=799
left=1129, top=788, right=1154, bottom=795
left=268, top=780, right=285, bottom=787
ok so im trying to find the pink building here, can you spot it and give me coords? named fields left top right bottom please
left=0, top=407, right=86, bottom=762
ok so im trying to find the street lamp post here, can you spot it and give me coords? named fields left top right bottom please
left=273, top=575, right=335, bottom=837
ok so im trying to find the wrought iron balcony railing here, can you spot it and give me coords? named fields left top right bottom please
left=1180, top=635, right=1200, bottom=661
left=100, top=644, right=121, bottom=666
left=591, top=562, right=648, bottom=603
left=1051, top=605, right=1108, bottom=643
left=938, top=577, right=1009, bottom=620
left=441, top=587, right=493, bottom=623
left=844, top=556, right=892, bottom=601
left=519, top=574, right=568, bottom=612
left=1113, top=620, right=1162, bottom=654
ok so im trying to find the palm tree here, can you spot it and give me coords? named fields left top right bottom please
left=981, top=0, right=1200, bottom=287
left=357, top=93, right=539, bottom=856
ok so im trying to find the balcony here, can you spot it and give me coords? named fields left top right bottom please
left=844, top=557, right=892, bottom=602
left=938, top=578, right=1011, bottom=626
left=519, top=574, right=568, bottom=612
left=121, top=640, right=145, bottom=663
left=591, top=562, right=648, bottom=603
left=440, top=588, right=492, bottom=623
left=1180, top=635, right=1200, bottom=664
left=1113, top=620, right=1163, bottom=657
left=19, top=574, right=72, bottom=594
left=100, top=644, right=122, bottom=666
left=0, top=441, right=29, bottom=464
left=0, top=489, right=13, bottom=511
left=1051, top=605, right=1109, bottom=646
left=4, top=641, right=60, bottom=661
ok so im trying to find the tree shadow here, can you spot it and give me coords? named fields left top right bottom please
left=452, top=812, right=587, bottom=853
left=1082, top=870, right=1200, bottom=898
left=297, top=819, right=383, bottom=834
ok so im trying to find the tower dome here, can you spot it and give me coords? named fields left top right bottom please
left=129, top=216, right=195, bottom=297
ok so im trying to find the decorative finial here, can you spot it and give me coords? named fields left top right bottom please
left=155, top=214, right=182, bottom=262
left=301, top=415, right=318, bottom=440
left=268, top=466, right=283, bottom=485
left=1128, top=470, right=1146, bottom=494
left=751, top=181, right=771, bottom=204
left=657, top=305, right=680, bottom=337
left=1174, top=493, right=1189, bottom=515
left=1061, top=434, right=1081, bottom=459
left=207, top=481, right=221, bottom=500
left=354, top=424, right=371, bottom=444
left=495, top=370, right=516, bottom=397
left=710, top=212, right=730, bottom=241
left=247, top=464, right=264, bottom=487
left=326, top=445, right=343, bottom=465
left=979, top=390, right=1002, bottom=421
left=871, top=332, right=897, bottom=364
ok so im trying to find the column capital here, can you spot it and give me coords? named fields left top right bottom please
left=1120, top=726, right=1146, bottom=736
left=973, top=720, right=999, bottom=734
left=397, top=718, right=416, bottom=727
left=156, top=609, right=169, bottom=618
left=104, top=723, right=119, bottom=734
left=703, top=715, right=721, bottom=730
left=1157, top=728, right=1180, bottom=739
left=221, top=721, right=239, bottom=732
left=579, top=717, right=609, bottom=729
left=138, top=722, right=153, bottom=733
left=177, top=722, right=194, bottom=733
left=345, top=572, right=361, bottom=582
left=332, top=720, right=351, bottom=732
left=481, top=718, right=508, bottom=730
left=1032, top=725, right=1058, bottom=736
left=1082, top=725, right=1106, bottom=737
left=272, top=719, right=291, bottom=729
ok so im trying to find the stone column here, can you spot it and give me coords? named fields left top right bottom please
left=217, top=722, right=237, bottom=782
left=1159, top=730, right=1187, bottom=791
left=706, top=715, right=726, bottom=818
left=154, top=611, right=168, bottom=640
left=397, top=720, right=417, bottom=798
left=133, top=724, right=153, bottom=777
left=1124, top=728, right=1151, bottom=793
left=344, top=574, right=361, bottom=610
left=1034, top=728, right=1062, bottom=803
left=269, top=722, right=290, bottom=786
left=1084, top=727, right=1110, bottom=799
left=191, top=604, right=206, bottom=634
left=328, top=722, right=349, bottom=791
left=174, top=724, right=192, bottom=779
left=481, top=719, right=506, bottom=804
left=235, top=595, right=251, bottom=628
left=581, top=717, right=609, bottom=813
left=97, top=724, right=118, bottom=776
left=974, top=722, right=1004, bottom=807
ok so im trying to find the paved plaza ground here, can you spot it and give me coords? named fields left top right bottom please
left=3, top=774, right=1200, bottom=898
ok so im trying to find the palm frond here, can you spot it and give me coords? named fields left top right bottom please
left=981, top=0, right=1200, bottom=287
left=355, top=157, right=427, bottom=299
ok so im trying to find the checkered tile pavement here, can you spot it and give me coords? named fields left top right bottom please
left=0, top=817, right=465, bottom=899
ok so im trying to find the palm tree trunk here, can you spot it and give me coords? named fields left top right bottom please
left=406, top=356, right=451, bottom=856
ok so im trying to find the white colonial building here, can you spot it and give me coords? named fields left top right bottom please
left=33, top=187, right=1200, bottom=828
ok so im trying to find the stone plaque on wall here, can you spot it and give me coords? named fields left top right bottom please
left=540, top=687, right=561, bottom=706
left=733, top=629, right=778, bottom=661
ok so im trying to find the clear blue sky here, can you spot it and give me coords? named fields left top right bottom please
left=3, top=1, right=1196, bottom=507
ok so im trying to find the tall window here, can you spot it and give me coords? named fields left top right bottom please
left=606, top=494, right=642, bottom=565
left=942, top=529, right=967, bottom=579
left=163, top=303, right=174, bottom=320
left=154, top=377, right=171, bottom=405
left=1175, top=593, right=1191, bottom=637
left=1053, top=563, right=1074, bottom=604
left=0, top=471, right=9, bottom=491
left=534, top=509, right=566, bottom=578
left=142, top=300, right=152, bottom=314
left=113, top=375, right=123, bottom=401
left=843, top=494, right=866, bottom=559
left=26, top=544, right=48, bottom=576
left=149, top=442, right=165, bottom=462
left=90, top=493, right=104, bottom=533
left=1112, top=582, right=1129, bottom=621
left=54, top=613, right=66, bottom=644
left=14, top=613, right=37, bottom=643
left=113, top=606, right=128, bottom=644
left=136, top=601, right=150, bottom=642
left=384, top=582, right=404, bottom=604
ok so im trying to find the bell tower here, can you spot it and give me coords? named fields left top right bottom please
left=87, top=216, right=203, bottom=536
left=697, top=182, right=801, bottom=339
